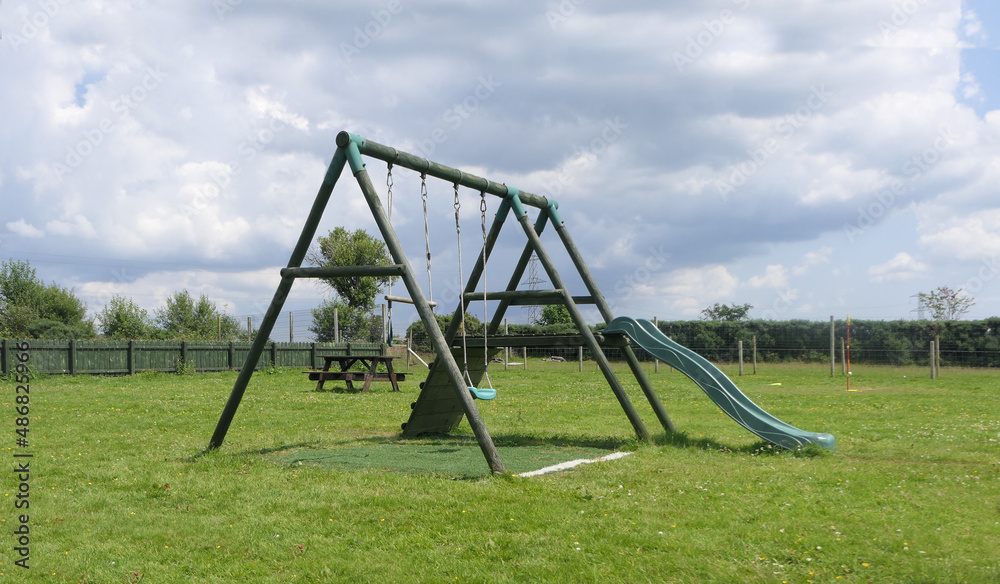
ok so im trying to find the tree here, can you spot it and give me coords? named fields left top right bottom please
left=918, top=286, right=974, bottom=321
left=28, top=319, right=95, bottom=340
left=534, top=304, right=573, bottom=326
left=309, top=227, right=395, bottom=311
left=154, top=289, right=241, bottom=340
left=35, top=283, right=88, bottom=324
left=98, top=295, right=154, bottom=339
left=700, top=302, right=753, bottom=322
left=1, top=258, right=93, bottom=338
left=0, top=305, right=37, bottom=338
left=0, top=259, right=44, bottom=308
left=309, top=298, right=384, bottom=342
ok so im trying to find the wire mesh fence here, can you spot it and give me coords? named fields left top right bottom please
left=402, top=317, right=1000, bottom=372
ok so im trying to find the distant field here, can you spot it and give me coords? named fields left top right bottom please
left=2, top=360, right=998, bottom=583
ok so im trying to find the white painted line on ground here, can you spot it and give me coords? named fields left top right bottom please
left=516, top=451, right=632, bottom=477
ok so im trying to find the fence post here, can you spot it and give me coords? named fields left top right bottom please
left=1, top=339, right=6, bottom=376
left=752, top=334, right=757, bottom=374
left=310, top=342, right=317, bottom=369
left=247, top=317, right=252, bottom=342
left=653, top=316, right=659, bottom=373
left=738, top=340, right=744, bottom=376
left=829, top=315, right=835, bottom=377
left=289, top=312, right=294, bottom=343
left=504, top=319, right=509, bottom=371
left=128, top=340, right=135, bottom=375
left=68, top=339, right=76, bottom=375
left=271, top=341, right=278, bottom=368
left=180, top=340, right=188, bottom=372
left=578, top=346, right=583, bottom=373
left=523, top=346, right=527, bottom=371
left=381, top=304, right=386, bottom=344
left=334, top=306, right=340, bottom=343
left=930, top=340, right=936, bottom=379
left=935, top=334, right=941, bottom=377
left=406, top=330, right=411, bottom=371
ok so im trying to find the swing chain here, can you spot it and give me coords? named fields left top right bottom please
left=454, top=181, right=472, bottom=386
left=385, top=162, right=394, bottom=222
left=421, top=173, right=432, bottom=303
left=385, top=161, right=395, bottom=344
left=453, top=182, right=462, bottom=330
left=480, top=190, right=492, bottom=381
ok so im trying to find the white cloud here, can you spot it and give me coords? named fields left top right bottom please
left=793, top=247, right=833, bottom=275
left=6, top=219, right=45, bottom=238
left=245, top=86, right=310, bottom=132
left=868, top=252, right=930, bottom=283
left=918, top=208, right=1000, bottom=260
left=962, top=10, right=983, bottom=39
left=76, top=266, right=300, bottom=316
left=46, top=215, right=97, bottom=238
left=960, top=72, right=982, bottom=100
left=589, top=233, right=635, bottom=270
left=657, top=265, right=740, bottom=316
left=747, top=264, right=789, bottom=289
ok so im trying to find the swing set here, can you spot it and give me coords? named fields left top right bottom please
left=207, top=130, right=678, bottom=475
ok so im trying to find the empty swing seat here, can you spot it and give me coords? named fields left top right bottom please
left=468, top=386, right=496, bottom=400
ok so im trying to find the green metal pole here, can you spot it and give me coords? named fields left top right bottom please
left=510, top=199, right=650, bottom=442
left=208, top=147, right=349, bottom=450
left=342, top=137, right=506, bottom=475
left=552, top=220, right=676, bottom=434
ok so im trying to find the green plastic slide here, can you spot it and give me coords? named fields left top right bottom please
left=602, top=317, right=835, bottom=451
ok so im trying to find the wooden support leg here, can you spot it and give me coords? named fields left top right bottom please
left=362, top=360, right=376, bottom=392
left=315, top=361, right=331, bottom=391
left=387, top=362, right=401, bottom=392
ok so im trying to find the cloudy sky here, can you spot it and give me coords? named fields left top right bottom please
left=2, top=0, right=999, bottom=338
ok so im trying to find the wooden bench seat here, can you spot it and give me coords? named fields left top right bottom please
left=306, top=371, right=406, bottom=382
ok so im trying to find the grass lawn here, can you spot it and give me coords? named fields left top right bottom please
left=2, top=359, right=998, bottom=583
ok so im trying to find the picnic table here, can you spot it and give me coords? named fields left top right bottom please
left=306, top=355, right=405, bottom=392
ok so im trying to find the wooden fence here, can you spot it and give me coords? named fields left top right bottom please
left=0, top=339, right=385, bottom=376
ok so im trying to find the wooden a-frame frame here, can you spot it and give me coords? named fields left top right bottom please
left=207, top=131, right=675, bottom=474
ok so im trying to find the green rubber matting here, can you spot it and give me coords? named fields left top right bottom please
left=268, top=437, right=623, bottom=478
